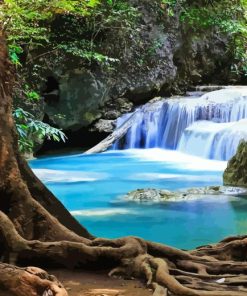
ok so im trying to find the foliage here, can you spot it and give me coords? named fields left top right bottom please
left=0, top=0, right=138, bottom=67
left=0, top=0, right=101, bottom=65
left=1, top=0, right=99, bottom=43
left=56, top=41, right=120, bottom=66
left=8, top=44, right=23, bottom=65
left=147, top=39, right=163, bottom=56
left=161, top=0, right=178, bottom=16
left=49, top=1, right=138, bottom=67
left=23, top=84, right=40, bottom=101
left=0, top=0, right=140, bottom=153
left=13, top=108, right=67, bottom=153
left=1, top=0, right=246, bottom=73
left=160, top=0, right=247, bottom=76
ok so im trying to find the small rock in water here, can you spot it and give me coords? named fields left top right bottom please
left=124, top=186, right=247, bottom=203
left=124, top=188, right=192, bottom=202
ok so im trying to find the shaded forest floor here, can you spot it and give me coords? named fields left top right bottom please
left=50, top=269, right=152, bottom=296
left=0, top=268, right=152, bottom=296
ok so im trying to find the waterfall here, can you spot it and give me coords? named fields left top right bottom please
left=113, top=87, right=247, bottom=160
left=178, top=120, right=247, bottom=160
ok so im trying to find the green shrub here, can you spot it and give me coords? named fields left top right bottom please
left=13, top=108, right=67, bottom=153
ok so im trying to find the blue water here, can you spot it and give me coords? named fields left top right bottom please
left=29, top=149, right=247, bottom=250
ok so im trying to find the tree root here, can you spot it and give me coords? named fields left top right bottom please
left=1, top=28, right=247, bottom=296
left=1, top=207, right=247, bottom=296
left=0, top=263, right=67, bottom=296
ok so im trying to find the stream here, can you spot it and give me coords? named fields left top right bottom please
left=30, top=87, right=247, bottom=249
left=30, top=149, right=247, bottom=250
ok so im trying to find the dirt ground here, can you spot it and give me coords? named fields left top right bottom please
left=51, top=269, right=153, bottom=296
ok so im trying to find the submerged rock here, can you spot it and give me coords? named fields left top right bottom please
left=185, top=186, right=247, bottom=196
left=124, top=186, right=247, bottom=203
left=124, top=188, right=187, bottom=202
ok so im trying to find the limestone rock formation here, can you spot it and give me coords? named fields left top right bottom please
left=224, top=141, right=247, bottom=187
left=45, top=70, right=108, bottom=130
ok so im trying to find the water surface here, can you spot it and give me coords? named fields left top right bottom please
left=30, top=149, right=247, bottom=249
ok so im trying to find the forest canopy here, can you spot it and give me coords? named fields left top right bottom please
left=1, top=0, right=246, bottom=72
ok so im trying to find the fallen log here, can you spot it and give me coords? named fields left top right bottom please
left=84, top=111, right=138, bottom=154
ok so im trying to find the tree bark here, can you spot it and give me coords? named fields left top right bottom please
left=0, top=263, right=67, bottom=296
left=1, top=26, right=247, bottom=296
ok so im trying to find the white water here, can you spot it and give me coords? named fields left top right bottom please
left=70, top=208, right=135, bottom=217
left=178, top=120, right=247, bottom=160
left=33, top=169, right=107, bottom=183
left=114, top=87, right=247, bottom=160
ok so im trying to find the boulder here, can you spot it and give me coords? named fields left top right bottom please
left=44, top=70, right=109, bottom=130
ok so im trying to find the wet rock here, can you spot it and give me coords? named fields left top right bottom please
left=124, top=188, right=192, bottom=202
left=102, top=98, right=134, bottom=120
left=124, top=186, right=247, bottom=203
left=186, top=186, right=247, bottom=196
left=104, top=110, right=122, bottom=120
left=91, top=119, right=116, bottom=133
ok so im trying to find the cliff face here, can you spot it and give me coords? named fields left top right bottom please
left=17, top=1, right=239, bottom=137
left=224, top=142, right=247, bottom=187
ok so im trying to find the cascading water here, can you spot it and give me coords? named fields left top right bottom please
left=178, top=120, right=247, bottom=160
left=113, top=87, right=247, bottom=160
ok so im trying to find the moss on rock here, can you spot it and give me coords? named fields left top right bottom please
left=224, top=141, right=247, bottom=187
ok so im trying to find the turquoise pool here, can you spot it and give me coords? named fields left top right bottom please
left=30, top=149, right=247, bottom=249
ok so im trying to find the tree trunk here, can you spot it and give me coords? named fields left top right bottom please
left=1, top=28, right=247, bottom=296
